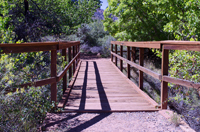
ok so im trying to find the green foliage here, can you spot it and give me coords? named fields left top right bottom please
left=76, top=20, right=115, bottom=57
left=0, top=0, right=100, bottom=42
left=104, top=0, right=200, bottom=41
left=0, top=86, right=53, bottom=131
left=0, top=50, right=66, bottom=131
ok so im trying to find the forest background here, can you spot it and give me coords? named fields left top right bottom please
left=0, top=0, right=200, bottom=131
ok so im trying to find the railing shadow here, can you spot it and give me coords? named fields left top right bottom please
left=79, top=61, right=88, bottom=110
left=93, top=61, right=111, bottom=111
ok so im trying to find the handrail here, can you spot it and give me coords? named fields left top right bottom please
left=111, top=40, right=200, bottom=109
left=0, top=41, right=81, bottom=108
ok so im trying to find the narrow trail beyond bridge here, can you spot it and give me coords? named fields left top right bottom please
left=58, top=58, right=159, bottom=112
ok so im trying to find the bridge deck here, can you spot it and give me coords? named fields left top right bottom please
left=60, top=58, right=159, bottom=112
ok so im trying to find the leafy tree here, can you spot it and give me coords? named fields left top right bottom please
left=0, top=0, right=100, bottom=42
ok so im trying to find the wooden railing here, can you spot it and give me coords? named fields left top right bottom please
left=111, top=40, right=200, bottom=109
left=0, top=41, right=80, bottom=108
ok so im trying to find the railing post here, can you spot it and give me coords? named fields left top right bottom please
left=115, top=44, right=118, bottom=66
left=68, top=47, right=72, bottom=79
left=131, top=47, right=136, bottom=62
left=62, top=49, right=67, bottom=94
left=51, top=50, right=57, bottom=108
left=120, top=45, right=123, bottom=71
left=127, top=46, right=130, bottom=78
left=139, top=48, right=144, bottom=90
left=111, top=44, right=113, bottom=62
left=161, top=47, right=169, bottom=109
left=73, top=46, right=75, bottom=74
left=76, top=45, right=78, bottom=67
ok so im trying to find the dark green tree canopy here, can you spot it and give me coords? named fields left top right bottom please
left=0, top=0, right=100, bottom=42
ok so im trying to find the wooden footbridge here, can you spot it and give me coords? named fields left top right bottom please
left=1, top=41, right=200, bottom=112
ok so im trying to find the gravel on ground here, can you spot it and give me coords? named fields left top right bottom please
left=41, top=112, right=184, bottom=132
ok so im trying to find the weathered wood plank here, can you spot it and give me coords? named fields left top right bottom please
left=51, top=50, right=57, bottom=107
left=139, top=48, right=144, bottom=90
left=163, top=76, right=200, bottom=90
left=111, top=52, right=161, bottom=80
left=111, top=41, right=161, bottom=49
left=163, top=44, right=200, bottom=51
left=161, top=48, right=169, bottom=109
left=61, top=58, right=159, bottom=112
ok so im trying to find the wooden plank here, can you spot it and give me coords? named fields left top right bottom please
left=1, top=45, right=57, bottom=54
left=111, top=41, right=161, bottom=49
left=6, top=77, right=56, bottom=93
left=163, top=76, right=200, bottom=90
left=73, top=46, right=76, bottom=74
left=115, top=45, right=118, bottom=66
left=58, top=109, right=159, bottom=113
left=161, top=48, right=169, bottom=109
left=58, top=41, right=80, bottom=50
left=160, top=40, right=200, bottom=45
left=131, top=47, right=136, bottom=62
left=127, top=46, right=130, bottom=78
left=110, top=60, right=158, bottom=107
left=111, top=52, right=161, bottom=80
left=21, top=77, right=56, bottom=88
left=57, top=61, right=82, bottom=108
left=163, top=44, right=200, bottom=51
left=111, top=44, right=113, bottom=62
left=51, top=50, right=57, bottom=107
left=120, top=45, right=123, bottom=71
left=62, top=49, right=67, bottom=94
left=62, top=59, right=159, bottom=112
left=139, top=48, right=144, bottom=90
left=68, top=47, right=72, bottom=79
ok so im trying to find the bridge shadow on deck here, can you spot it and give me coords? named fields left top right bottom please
left=78, top=61, right=111, bottom=111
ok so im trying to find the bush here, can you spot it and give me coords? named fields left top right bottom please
left=0, top=86, right=52, bottom=132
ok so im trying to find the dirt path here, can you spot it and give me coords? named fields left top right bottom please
left=41, top=112, right=184, bottom=132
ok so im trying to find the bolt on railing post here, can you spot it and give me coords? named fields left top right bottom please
left=139, top=48, right=144, bottom=90
left=127, top=46, right=130, bottom=78
left=68, top=47, right=72, bottom=80
left=161, top=46, right=169, bottom=109
left=115, top=44, right=118, bottom=66
left=62, top=49, right=67, bottom=95
left=111, top=44, right=113, bottom=62
left=51, top=50, right=57, bottom=108
left=120, top=45, right=123, bottom=71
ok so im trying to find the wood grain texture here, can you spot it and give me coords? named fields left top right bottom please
left=51, top=50, right=57, bottom=107
left=139, top=48, right=144, bottom=90
left=163, top=44, right=200, bottom=51
left=111, top=52, right=161, bottom=80
left=120, top=45, right=123, bottom=71
left=161, top=49, right=169, bottom=109
left=163, top=76, right=200, bottom=90
left=111, top=41, right=161, bottom=49
left=61, top=58, right=159, bottom=112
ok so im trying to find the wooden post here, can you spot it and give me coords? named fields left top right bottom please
left=127, top=46, right=130, bottom=78
left=51, top=50, right=57, bottom=108
left=139, top=48, right=144, bottom=90
left=161, top=47, right=169, bottom=109
left=120, top=45, right=123, bottom=71
left=115, top=45, right=117, bottom=66
left=62, top=49, right=67, bottom=94
left=131, top=47, right=136, bottom=62
left=111, top=44, right=113, bottom=62
left=73, top=46, right=75, bottom=74
left=75, top=45, right=77, bottom=67
left=68, top=47, right=72, bottom=79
